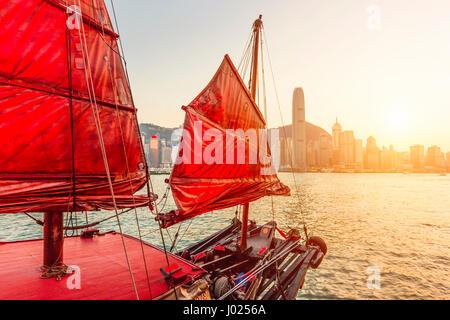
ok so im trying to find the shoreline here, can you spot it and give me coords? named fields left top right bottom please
left=279, top=169, right=448, bottom=174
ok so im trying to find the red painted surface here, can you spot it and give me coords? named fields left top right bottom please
left=0, top=232, right=205, bottom=300
left=166, top=55, right=290, bottom=227
left=0, top=0, right=149, bottom=214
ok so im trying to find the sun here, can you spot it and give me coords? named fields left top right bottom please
left=387, top=106, right=412, bottom=132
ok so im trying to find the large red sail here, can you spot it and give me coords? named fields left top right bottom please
left=163, top=55, right=289, bottom=227
left=0, top=0, right=149, bottom=213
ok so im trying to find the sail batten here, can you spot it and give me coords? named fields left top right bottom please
left=163, top=55, right=289, bottom=228
left=44, top=0, right=119, bottom=38
left=0, top=79, right=137, bottom=112
left=0, top=0, right=148, bottom=214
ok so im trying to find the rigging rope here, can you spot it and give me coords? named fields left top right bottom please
left=98, top=0, right=154, bottom=298
left=109, top=0, right=177, bottom=300
left=25, top=208, right=136, bottom=231
left=237, top=29, right=253, bottom=72
left=218, top=238, right=302, bottom=300
left=261, top=26, right=309, bottom=240
left=75, top=0, right=139, bottom=299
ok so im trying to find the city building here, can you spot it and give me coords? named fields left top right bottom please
left=278, top=126, right=293, bottom=170
left=140, top=134, right=150, bottom=163
left=332, top=118, right=342, bottom=166
left=149, top=136, right=160, bottom=168
left=339, top=130, right=355, bottom=167
left=277, top=88, right=331, bottom=170
left=381, top=146, right=394, bottom=170
left=161, top=146, right=172, bottom=168
left=396, top=151, right=412, bottom=170
left=332, top=117, right=342, bottom=150
left=365, top=136, right=380, bottom=169
left=354, top=139, right=363, bottom=169
left=447, top=152, right=450, bottom=169
left=425, top=145, right=445, bottom=168
left=410, top=145, right=425, bottom=169
left=292, top=87, right=306, bottom=170
left=278, top=122, right=331, bottom=170
left=319, top=134, right=332, bottom=167
left=306, top=140, right=319, bottom=167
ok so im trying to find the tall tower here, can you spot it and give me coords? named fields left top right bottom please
left=332, top=117, right=342, bottom=150
left=292, top=87, right=306, bottom=170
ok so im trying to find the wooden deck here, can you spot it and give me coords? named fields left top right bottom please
left=0, top=232, right=205, bottom=300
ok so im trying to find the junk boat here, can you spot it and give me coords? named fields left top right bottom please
left=0, top=0, right=326, bottom=300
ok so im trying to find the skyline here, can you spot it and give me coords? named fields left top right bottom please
left=140, top=115, right=450, bottom=155
left=1, top=0, right=450, bottom=303
left=108, top=0, right=450, bottom=152
left=329, top=117, right=450, bottom=155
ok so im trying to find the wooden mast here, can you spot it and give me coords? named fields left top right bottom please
left=41, top=24, right=74, bottom=270
left=43, top=212, right=64, bottom=267
left=240, top=14, right=263, bottom=250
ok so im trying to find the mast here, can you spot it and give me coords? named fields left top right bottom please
left=43, top=212, right=64, bottom=267
left=240, top=14, right=263, bottom=250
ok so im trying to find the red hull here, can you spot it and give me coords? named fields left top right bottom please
left=0, top=232, right=205, bottom=300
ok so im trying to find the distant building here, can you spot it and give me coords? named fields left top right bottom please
left=278, top=122, right=331, bottom=170
left=161, top=146, right=172, bottom=168
left=354, top=139, right=363, bottom=169
left=389, top=145, right=398, bottom=169
left=332, top=118, right=343, bottom=166
left=339, top=130, right=355, bottom=167
left=396, top=151, right=411, bottom=170
left=306, top=140, right=319, bottom=167
left=278, top=127, right=293, bottom=170
left=446, top=152, right=450, bottom=169
left=292, top=88, right=306, bottom=170
left=365, top=136, right=380, bottom=169
left=319, top=134, right=332, bottom=167
left=149, top=136, right=160, bottom=168
left=426, top=145, right=445, bottom=168
left=410, top=145, right=425, bottom=169
left=332, top=117, right=342, bottom=150
left=381, top=146, right=394, bottom=170
left=277, top=87, right=331, bottom=170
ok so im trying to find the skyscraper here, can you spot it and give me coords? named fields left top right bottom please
left=410, top=145, right=425, bottom=169
left=292, top=87, right=306, bottom=169
left=381, top=146, right=393, bottom=169
left=366, top=136, right=380, bottom=169
left=426, top=145, right=445, bottom=168
left=332, top=118, right=343, bottom=166
left=319, top=134, right=332, bottom=167
left=332, top=117, right=342, bottom=150
left=446, top=152, right=450, bottom=169
left=354, top=139, right=363, bottom=169
left=149, top=135, right=160, bottom=168
left=339, top=130, right=355, bottom=167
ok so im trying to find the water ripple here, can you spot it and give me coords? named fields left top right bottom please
left=0, top=173, right=449, bottom=299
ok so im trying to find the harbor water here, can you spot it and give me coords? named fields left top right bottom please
left=1, top=173, right=449, bottom=299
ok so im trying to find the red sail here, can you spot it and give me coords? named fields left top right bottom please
left=0, top=0, right=149, bottom=213
left=164, top=55, right=290, bottom=227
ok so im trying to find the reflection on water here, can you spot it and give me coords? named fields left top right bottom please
left=1, top=173, right=449, bottom=299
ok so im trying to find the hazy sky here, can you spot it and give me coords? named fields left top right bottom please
left=107, top=0, right=450, bottom=152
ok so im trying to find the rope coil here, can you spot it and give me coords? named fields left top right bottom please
left=40, top=264, right=71, bottom=281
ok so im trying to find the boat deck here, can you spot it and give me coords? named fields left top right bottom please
left=0, top=232, right=205, bottom=300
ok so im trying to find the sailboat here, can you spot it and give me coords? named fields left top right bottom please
left=0, top=0, right=326, bottom=300
left=157, top=15, right=327, bottom=300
